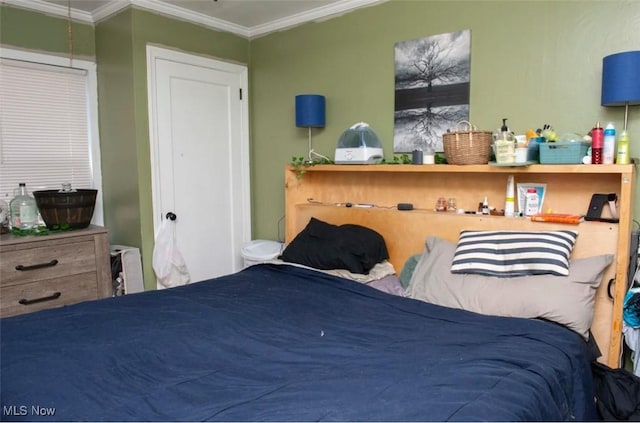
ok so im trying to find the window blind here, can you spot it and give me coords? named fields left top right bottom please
left=0, top=58, right=93, bottom=201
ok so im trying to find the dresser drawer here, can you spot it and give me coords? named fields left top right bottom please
left=0, top=273, right=99, bottom=317
left=0, top=240, right=96, bottom=287
left=0, top=226, right=112, bottom=316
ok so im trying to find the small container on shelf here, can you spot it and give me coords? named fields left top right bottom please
left=527, top=137, right=544, bottom=163
left=493, top=119, right=516, bottom=164
left=493, top=140, right=516, bottom=164
left=616, top=130, right=630, bottom=165
left=447, top=197, right=457, bottom=211
left=539, top=141, right=590, bottom=164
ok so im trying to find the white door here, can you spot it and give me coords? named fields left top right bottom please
left=147, top=45, right=250, bottom=285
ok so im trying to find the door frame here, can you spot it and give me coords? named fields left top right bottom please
left=146, top=44, right=251, bottom=265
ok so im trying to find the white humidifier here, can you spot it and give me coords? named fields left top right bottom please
left=334, top=122, right=384, bottom=164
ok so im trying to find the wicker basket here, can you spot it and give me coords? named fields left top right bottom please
left=33, top=189, right=97, bottom=229
left=442, top=121, right=493, bottom=165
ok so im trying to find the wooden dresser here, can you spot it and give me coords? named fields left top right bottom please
left=0, top=225, right=112, bottom=318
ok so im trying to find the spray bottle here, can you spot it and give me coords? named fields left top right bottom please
left=617, top=130, right=630, bottom=165
left=603, top=122, right=615, bottom=164
left=591, top=122, right=603, bottom=164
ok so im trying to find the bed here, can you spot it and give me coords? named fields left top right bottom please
left=0, top=165, right=631, bottom=421
left=1, top=261, right=599, bottom=421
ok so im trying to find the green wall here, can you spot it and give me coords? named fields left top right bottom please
left=2, top=0, right=639, bottom=288
left=0, top=5, right=95, bottom=57
left=1, top=3, right=249, bottom=289
left=250, top=0, right=640, bottom=241
left=95, top=8, right=249, bottom=289
left=94, top=10, right=138, bottom=251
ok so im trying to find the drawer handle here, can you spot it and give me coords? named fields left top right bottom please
left=19, top=292, right=62, bottom=306
left=15, top=259, right=59, bottom=271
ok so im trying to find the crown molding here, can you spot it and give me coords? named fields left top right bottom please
left=3, top=0, right=94, bottom=23
left=125, top=0, right=250, bottom=37
left=90, top=0, right=129, bottom=23
left=2, top=0, right=387, bottom=38
left=248, top=0, right=387, bottom=39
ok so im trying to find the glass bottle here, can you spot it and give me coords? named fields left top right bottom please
left=10, top=183, right=38, bottom=229
left=59, top=182, right=76, bottom=193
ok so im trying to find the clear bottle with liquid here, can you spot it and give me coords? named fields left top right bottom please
left=10, top=183, right=38, bottom=229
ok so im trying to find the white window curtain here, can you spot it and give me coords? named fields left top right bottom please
left=0, top=52, right=102, bottom=225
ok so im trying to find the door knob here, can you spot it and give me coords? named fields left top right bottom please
left=166, top=212, right=177, bottom=221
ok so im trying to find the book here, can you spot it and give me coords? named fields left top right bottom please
left=530, top=213, right=584, bottom=224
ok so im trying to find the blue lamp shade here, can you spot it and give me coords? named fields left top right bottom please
left=295, top=94, right=326, bottom=128
left=601, top=51, right=640, bottom=106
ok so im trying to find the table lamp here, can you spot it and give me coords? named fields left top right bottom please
left=295, top=94, right=326, bottom=163
left=601, top=51, right=640, bottom=133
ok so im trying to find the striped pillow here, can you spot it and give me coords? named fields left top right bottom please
left=451, top=230, right=578, bottom=277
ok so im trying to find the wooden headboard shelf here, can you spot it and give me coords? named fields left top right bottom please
left=285, top=164, right=636, bottom=367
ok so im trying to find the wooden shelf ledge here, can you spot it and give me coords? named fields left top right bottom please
left=288, top=163, right=636, bottom=175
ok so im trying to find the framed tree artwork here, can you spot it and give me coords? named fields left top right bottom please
left=393, top=30, right=471, bottom=152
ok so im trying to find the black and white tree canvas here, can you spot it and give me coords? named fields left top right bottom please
left=393, top=30, right=471, bottom=152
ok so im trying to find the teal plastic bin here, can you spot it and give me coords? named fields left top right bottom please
left=539, top=141, right=589, bottom=164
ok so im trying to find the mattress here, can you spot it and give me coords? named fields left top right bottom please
left=0, top=264, right=597, bottom=421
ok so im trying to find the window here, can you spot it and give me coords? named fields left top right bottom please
left=0, top=48, right=103, bottom=225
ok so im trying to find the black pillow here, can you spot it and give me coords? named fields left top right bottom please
left=280, top=217, right=389, bottom=274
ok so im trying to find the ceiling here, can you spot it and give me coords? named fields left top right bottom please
left=6, top=0, right=386, bottom=38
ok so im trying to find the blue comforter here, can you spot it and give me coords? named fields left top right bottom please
left=1, top=264, right=597, bottom=421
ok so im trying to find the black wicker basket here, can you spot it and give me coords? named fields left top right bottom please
left=33, top=189, right=97, bottom=229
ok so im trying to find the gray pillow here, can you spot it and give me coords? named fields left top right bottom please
left=407, top=236, right=613, bottom=339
